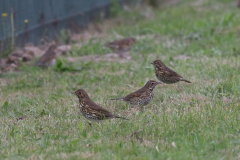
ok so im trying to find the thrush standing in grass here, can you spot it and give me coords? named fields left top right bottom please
left=105, top=37, right=136, bottom=53
left=151, top=59, right=191, bottom=84
left=72, top=89, right=127, bottom=121
left=111, top=80, right=161, bottom=108
left=35, top=44, right=57, bottom=67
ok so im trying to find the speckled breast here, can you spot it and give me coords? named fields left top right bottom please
left=79, top=105, right=100, bottom=121
left=142, top=91, right=154, bottom=105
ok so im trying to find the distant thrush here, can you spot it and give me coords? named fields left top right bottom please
left=151, top=59, right=191, bottom=84
left=72, top=89, right=127, bottom=121
left=35, top=44, right=57, bottom=67
left=105, top=37, right=136, bottom=53
left=111, top=80, right=161, bottom=107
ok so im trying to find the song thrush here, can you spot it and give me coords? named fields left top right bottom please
left=151, top=59, right=191, bottom=84
left=111, top=80, right=161, bottom=107
left=105, top=37, right=136, bottom=53
left=72, top=89, right=127, bottom=121
left=35, top=44, right=57, bottom=67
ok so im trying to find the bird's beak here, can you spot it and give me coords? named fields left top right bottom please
left=157, top=82, right=162, bottom=85
left=71, top=92, right=75, bottom=94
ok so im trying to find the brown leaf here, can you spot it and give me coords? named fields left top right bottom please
left=22, top=51, right=34, bottom=62
left=143, top=139, right=154, bottom=147
left=17, top=116, right=24, bottom=121
left=165, top=108, right=171, bottom=113
left=9, top=50, right=24, bottom=57
left=56, top=45, right=71, bottom=56
left=24, top=46, right=44, bottom=57
left=172, top=141, right=177, bottom=148
left=86, top=144, right=92, bottom=147
left=7, top=56, right=20, bottom=64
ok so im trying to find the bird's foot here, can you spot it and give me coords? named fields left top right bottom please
left=139, top=106, right=146, bottom=112
left=87, top=122, right=92, bottom=127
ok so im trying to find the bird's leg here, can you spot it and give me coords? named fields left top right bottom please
left=176, top=83, right=183, bottom=93
left=96, top=122, right=104, bottom=132
left=173, top=83, right=180, bottom=92
left=143, top=106, right=146, bottom=110
left=133, top=105, right=138, bottom=110
left=87, top=122, right=92, bottom=126
left=128, top=105, right=131, bottom=110
left=139, top=105, right=145, bottom=112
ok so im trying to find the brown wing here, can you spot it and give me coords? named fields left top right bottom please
left=87, top=100, right=114, bottom=118
left=122, top=87, right=146, bottom=102
left=109, top=38, right=133, bottom=46
left=106, top=38, right=134, bottom=53
left=164, top=67, right=182, bottom=78
left=36, top=55, right=55, bottom=64
left=36, top=50, right=56, bottom=64
left=118, top=44, right=131, bottom=51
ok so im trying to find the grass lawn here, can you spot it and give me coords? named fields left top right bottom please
left=1, top=0, right=240, bottom=159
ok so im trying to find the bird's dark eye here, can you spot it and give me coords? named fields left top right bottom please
left=152, top=83, right=154, bottom=85
left=79, top=92, right=82, bottom=94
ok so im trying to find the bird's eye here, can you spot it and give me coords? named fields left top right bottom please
left=79, top=92, right=82, bottom=94
left=151, top=83, right=154, bottom=85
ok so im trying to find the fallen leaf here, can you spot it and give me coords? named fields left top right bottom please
left=143, top=139, right=154, bottom=147
left=86, top=144, right=92, bottom=147
left=22, top=51, right=35, bottom=62
left=56, top=45, right=71, bottom=56
left=24, top=46, right=44, bottom=57
left=17, top=116, right=24, bottom=121
left=7, top=56, right=20, bottom=64
left=9, top=50, right=24, bottom=57
left=172, top=142, right=177, bottom=148
left=165, top=108, right=171, bottom=113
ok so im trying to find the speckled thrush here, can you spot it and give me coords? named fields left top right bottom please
left=72, top=89, right=127, bottom=121
left=111, top=80, right=161, bottom=107
left=105, top=37, right=136, bottom=53
left=35, top=44, right=57, bottom=67
left=151, top=59, right=191, bottom=84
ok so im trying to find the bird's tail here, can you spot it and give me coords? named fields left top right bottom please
left=115, top=116, right=128, bottom=120
left=181, top=78, right=191, bottom=83
left=111, top=98, right=123, bottom=101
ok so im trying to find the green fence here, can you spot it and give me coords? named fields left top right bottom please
left=0, top=0, right=123, bottom=50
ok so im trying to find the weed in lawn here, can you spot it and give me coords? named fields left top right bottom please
left=1, top=0, right=240, bottom=159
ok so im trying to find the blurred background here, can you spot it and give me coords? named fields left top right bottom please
left=0, top=0, right=184, bottom=72
left=0, top=0, right=239, bottom=72
left=0, top=0, right=126, bottom=51
left=0, top=0, right=183, bottom=50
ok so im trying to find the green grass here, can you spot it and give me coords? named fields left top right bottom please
left=1, top=0, right=240, bottom=159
